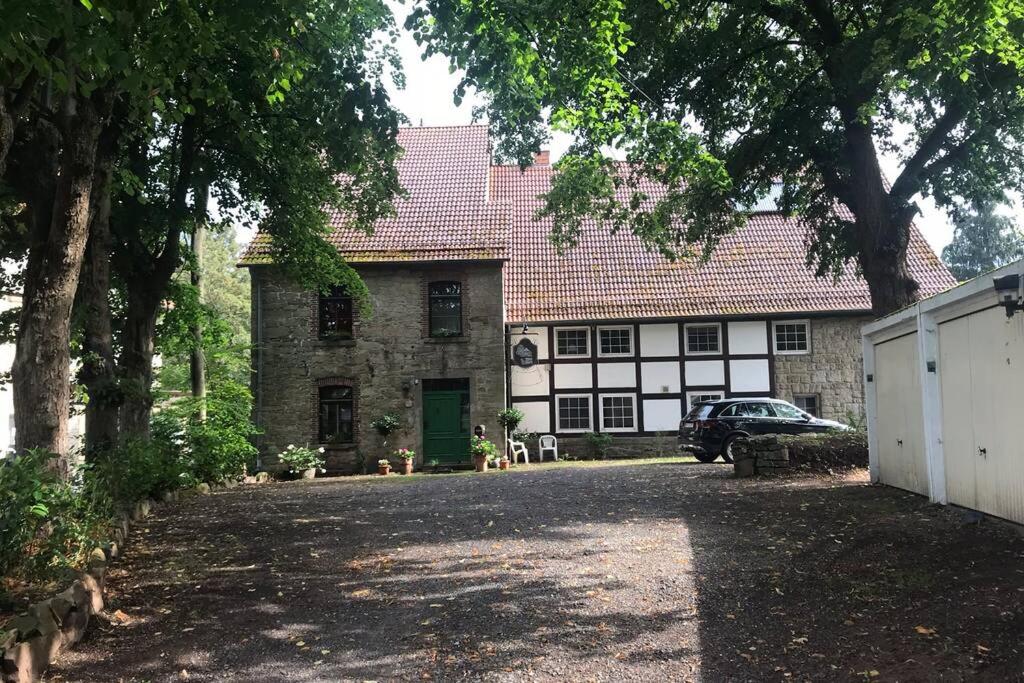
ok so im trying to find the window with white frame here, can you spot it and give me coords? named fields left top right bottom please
left=556, top=394, right=592, bottom=432
left=685, top=390, right=725, bottom=409
left=555, top=327, right=590, bottom=357
left=600, top=394, right=636, bottom=432
left=684, top=323, right=721, bottom=355
left=793, top=394, right=819, bottom=417
left=773, top=320, right=810, bottom=354
left=597, top=326, right=633, bottom=357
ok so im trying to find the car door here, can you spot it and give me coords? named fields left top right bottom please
left=771, top=401, right=821, bottom=435
left=740, top=401, right=782, bottom=435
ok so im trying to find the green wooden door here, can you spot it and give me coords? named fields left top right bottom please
left=423, top=389, right=471, bottom=464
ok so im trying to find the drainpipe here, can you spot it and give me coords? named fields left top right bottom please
left=253, top=274, right=264, bottom=470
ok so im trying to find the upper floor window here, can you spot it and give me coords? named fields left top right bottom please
left=773, top=320, right=810, bottom=354
left=319, top=286, right=353, bottom=339
left=598, top=326, right=633, bottom=357
left=428, top=281, right=463, bottom=337
left=319, top=385, right=354, bottom=443
left=555, top=327, right=590, bottom=357
left=684, top=323, right=721, bottom=355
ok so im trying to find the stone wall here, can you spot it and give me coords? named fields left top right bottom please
left=773, top=316, right=872, bottom=422
left=519, top=433, right=680, bottom=460
left=251, top=263, right=507, bottom=474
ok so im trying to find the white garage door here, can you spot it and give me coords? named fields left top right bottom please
left=939, top=307, right=1024, bottom=523
left=875, top=332, right=929, bottom=495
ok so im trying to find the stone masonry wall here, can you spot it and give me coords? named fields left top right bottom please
left=772, top=316, right=872, bottom=423
left=251, top=263, right=507, bottom=474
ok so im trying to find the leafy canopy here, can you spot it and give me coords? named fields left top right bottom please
left=942, top=200, right=1024, bottom=280
left=409, top=0, right=1024, bottom=282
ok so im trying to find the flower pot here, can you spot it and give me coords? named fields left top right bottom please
left=402, top=460, right=414, bottom=475
left=378, top=464, right=391, bottom=476
left=301, top=468, right=317, bottom=480
left=473, top=454, right=489, bottom=472
left=498, top=459, right=510, bottom=471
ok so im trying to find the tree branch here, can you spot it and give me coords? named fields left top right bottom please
left=889, top=101, right=967, bottom=202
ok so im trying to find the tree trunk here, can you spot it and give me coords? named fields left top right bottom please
left=12, top=91, right=108, bottom=463
left=190, top=180, right=208, bottom=421
left=843, top=120, right=920, bottom=316
left=118, top=288, right=159, bottom=440
left=77, top=125, right=120, bottom=457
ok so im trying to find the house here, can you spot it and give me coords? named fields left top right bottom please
left=863, top=258, right=1024, bottom=524
left=241, top=124, right=955, bottom=473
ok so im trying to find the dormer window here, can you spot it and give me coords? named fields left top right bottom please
left=428, top=281, right=463, bottom=337
left=319, top=286, right=353, bottom=339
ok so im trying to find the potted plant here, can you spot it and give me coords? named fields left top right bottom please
left=278, top=444, right=326, bottom=479
left=371, top=413, right=401, bottom=470
left=378, top=458, right=391, bottom=476
left=469, top=435, right=498, bottom=472
left=498, top=407, right=525, bottom=460
left=498, top=456, right=510, bottom=470
left=395, top=448, right=415, bottom=475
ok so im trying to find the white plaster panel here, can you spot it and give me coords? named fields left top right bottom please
left=640, top=361, right=681, bottom=394
left=729, top=359, right=771, bottom=392
left=509, top=326, right=549, bottom=361
left=597, top=362, right=636, bottom=388
left=727, top=321, right=768, bottom=355
left=510, top=363, right=551, bottom=397
left=643, top=399, right=682, bottom=432
left=684, top=360, right=725, bottom=387
left=514, top=401, right=551, bottom=434
left=639, top=323, right=679, bottom=357
left=553, top=363, right=593, bottom=389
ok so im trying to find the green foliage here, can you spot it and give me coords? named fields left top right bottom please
left=411, top=0, right=1024, bottom=309
left=583, top=432, right=614, bottom=460
left=277, top=444, right=326, bottom=474
left=469, top=435, right=499, bottom=461
left=497, top=407, right=525, bottom=433
left=0, top=450, right=110, bottom=581
left=371, top=413, right=401, bottom=437
left=90, top=439, right=187, bottom=505
left=777, top=432, right=868, bottom=471
left=394, top=448, right=416, bottom=461
left=942, top=200, right=1024, bottom=281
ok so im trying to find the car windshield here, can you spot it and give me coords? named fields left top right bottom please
left=684, top=403, right=715, bottom=420
left=772, top=402, right=807, bottom=420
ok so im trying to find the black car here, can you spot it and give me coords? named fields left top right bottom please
left=678, top=397, right=850, bottom=463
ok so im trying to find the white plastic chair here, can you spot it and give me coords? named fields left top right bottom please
left=539, top=435, right=559, bottom=461
left=509, top=439, right=529, bottom=464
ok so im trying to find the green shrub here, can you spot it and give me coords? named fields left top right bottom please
left=371, top=413, right=401, bottom=437
left=278, top=444, right=326, bottom=474
left=583, top=432, right=613, bottom=459
left=469, top=435, right=499, bottom=461
left=497, top=407, right=524, bottom=433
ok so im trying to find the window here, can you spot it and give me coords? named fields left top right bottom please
left=598, top=326, right=633, bottom=357
left=684, top=323, right=721, bottom=355
left=318, top=386, right=354, bottom=443
left=428, top=281, right=463, bottom=337
left=557, top=394, right=592, bottom=432
left=685, top=390, right=724, bottom=409
left=793, top=394, right=819, bottom=417
left=773, top=320, right=810, bottom=354
left=555, top=327, right=590, bottom=357
left=600, top=394, right=636, bottom=432
left=720, top=402, right=773, bottom=418
left=318, top=286, right=353, bottom=339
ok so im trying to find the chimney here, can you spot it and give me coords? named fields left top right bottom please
left=532, top=150, right=550, bottom=166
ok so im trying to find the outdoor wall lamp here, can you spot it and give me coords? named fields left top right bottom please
left=993, top=273, right=1024, bottom=318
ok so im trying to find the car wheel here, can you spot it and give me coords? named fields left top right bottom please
left=692, top=451, right=719, bottom=463
left=720, top=435, right=743, bottom=463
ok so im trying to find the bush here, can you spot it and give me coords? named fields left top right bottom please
left=371, top=413, right=401, bottom=437
left=278, top=444, right=326, bottom=474
left=91, top=438, right=186, bottom=504
left=0, top=450, right=112, bottom=582
left=497, top=407, right=524, bottom=433
left=583, top=432, right=613, bottom=459
left=778, top=431, right=868, bottom=471
left=469, top=435, right=499, bottom=461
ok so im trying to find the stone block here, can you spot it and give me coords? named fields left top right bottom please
left=194, top=482, right=211, bottom=495
left=79, top=573, right=104, bottom=614
left=734, top=459, right=755, bottom=478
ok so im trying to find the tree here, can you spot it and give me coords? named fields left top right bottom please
left=410, top=0, right=1024, bottom=314
left=942, top=200, right=1024, bottom=280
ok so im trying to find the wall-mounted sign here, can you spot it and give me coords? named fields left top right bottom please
left=512, top=338, right=538, bottom=368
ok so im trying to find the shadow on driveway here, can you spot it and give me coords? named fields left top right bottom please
left=48, top=462, right=1024, bottom=681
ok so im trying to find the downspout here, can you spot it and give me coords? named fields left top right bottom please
left=253, top=273, right=263, bottom=470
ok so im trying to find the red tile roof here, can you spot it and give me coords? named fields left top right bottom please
left=241, top=125, right=510, bottom=264
left=243, top=124, right=956, bottom=321
left=491, top=163, right=955, bottom=322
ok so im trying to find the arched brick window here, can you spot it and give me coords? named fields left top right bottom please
left=318, top=385, right=354, bottom=443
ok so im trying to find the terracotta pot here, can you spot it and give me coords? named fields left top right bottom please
left=378, top=464, right=391, bottom=476
left=301, top=468, right=317, bottom=480
left=473, top=454, right=489, bottom=472
left=402, top=460, right=414, bottom=475
left=498, top=459, right=510, bottom=471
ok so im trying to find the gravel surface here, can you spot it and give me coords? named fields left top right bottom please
left=47, top=462, right=1024, bottom=682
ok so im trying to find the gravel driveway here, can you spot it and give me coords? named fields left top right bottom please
left=48, top=461, right=1024, bottom=682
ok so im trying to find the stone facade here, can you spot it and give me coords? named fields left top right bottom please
left=773, top=316, right=871, bottom=423
left=251, top=263, right=507, bottom=474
